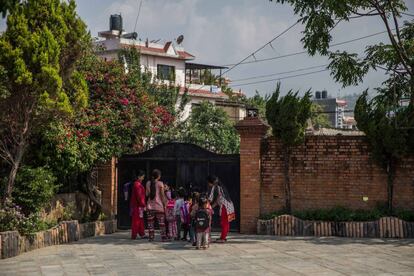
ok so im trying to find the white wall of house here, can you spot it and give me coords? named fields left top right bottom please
left=140, top=55, right=186, bottom=86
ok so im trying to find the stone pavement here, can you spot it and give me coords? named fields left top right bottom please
left=0, top=231, right=413, bottom=276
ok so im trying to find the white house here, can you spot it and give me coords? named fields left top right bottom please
left=95, top=14, right=246, bottom=122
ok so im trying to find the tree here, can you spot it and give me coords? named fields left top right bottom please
left=0, top=0, right=89, bottom=203
left=269, top=0, right=413, bottom=101
left=270, top=0, right=414, bottom=212
left=266, top=83, right=312, bottom=213
left=355, top=90, right=413, bottom=212
left=182, top=101, right=240, bottom=154
left=242, top=91, right=270, bottom=119
left=0, top=0, right=19, bottom=17
left=311, top=103, right=331, bottom=129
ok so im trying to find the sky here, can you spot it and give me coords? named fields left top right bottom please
left=1, top=0, right=414, bottom=98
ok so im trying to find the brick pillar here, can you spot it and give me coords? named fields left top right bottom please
left=236, top=116, right=269, bottom=234
left=97, top=157, right=118, bottom=219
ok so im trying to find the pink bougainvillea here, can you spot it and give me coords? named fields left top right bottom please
left=120, top=98, right=129, bottom=106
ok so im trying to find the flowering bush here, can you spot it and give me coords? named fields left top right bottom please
left=79, top=57, right=175, bottom=160
left=0, top=200, right=48, bottom=235
left=31, top=53, right=176, bottom=189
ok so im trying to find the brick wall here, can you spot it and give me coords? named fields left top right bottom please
left=97, top=157, right=118, bottom=219
left=236, top=117, right=269, bottom=233
left=261, top=136, right=414, bottom=214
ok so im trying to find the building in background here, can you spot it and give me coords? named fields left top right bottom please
left=312, top=90, right=355, bottom=129
left=95, top=14, right=246, bottom=122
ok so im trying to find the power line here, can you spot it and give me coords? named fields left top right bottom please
left=190, top=23, right=396, bottom=92
left=401, top=12, right=414, bottom=17
left=231, top=64, right=328, bottom=83
left=133, top=0, right=143, bottom=33
left=230, top=69, right=330, bottom=88
left=222, top=30, right=390, bottom=67
left=190, top=19, right=301, bottom=93
left=221, top=20, right=301, bottom=76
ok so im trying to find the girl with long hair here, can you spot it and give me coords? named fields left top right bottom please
left=146, top=169, right=167, bottom=241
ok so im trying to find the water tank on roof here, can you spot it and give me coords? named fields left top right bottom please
left=315, top=91, right=321, bottom=99
left=322, top=90, right=328, bottom=99
left=110, top=14, right=123, bottom=32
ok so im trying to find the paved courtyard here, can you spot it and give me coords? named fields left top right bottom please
left=0, top=231, right=413, bottom=276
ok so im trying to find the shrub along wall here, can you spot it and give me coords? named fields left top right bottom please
left=261, top=136, right=414, bottom=214
left=0, top=220, right=117, bottom=259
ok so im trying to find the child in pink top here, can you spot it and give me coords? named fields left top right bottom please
left=165, top=192, right=177, bottom=239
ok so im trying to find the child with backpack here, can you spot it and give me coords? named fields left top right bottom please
left=165, top=190, right=177, bottom=240
left=195, top=196, right=212, bottom=249
left=180, top=193, right=192, bottom=241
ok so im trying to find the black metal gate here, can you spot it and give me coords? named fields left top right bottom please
left=117, top=142, right=240, bottom=231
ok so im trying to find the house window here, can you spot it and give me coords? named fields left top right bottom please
left=157, top=64, right=175, bottom=81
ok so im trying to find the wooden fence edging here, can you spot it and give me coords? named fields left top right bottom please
left=257, top=215, right=413, bottom=238
left=0, top=219, right=117, bottom=260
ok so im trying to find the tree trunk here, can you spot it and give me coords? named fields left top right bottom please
left=386, top=159, right=396, bottom=214
left=283, top=147, right=292, bottom=214
left=2, top=144, right=25, bottom=204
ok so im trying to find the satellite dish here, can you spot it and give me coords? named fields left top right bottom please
left=176, top=35, right=184, bottom=45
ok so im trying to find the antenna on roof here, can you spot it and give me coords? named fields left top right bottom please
left=176, top=35, right=184, bottom=45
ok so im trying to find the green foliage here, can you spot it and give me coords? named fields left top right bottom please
left=355, top=90, right=409, bottom=168
left=98, top=212, right=107, bottom=221
left=61, top=202, right=76, bottom=221
left=269, top=0, right=413, bottom=101
left=242, top=91, right=269, bottom=119
left=265, top=83, right=312, bottom=213
left=35, top=121, right=98, bottom=179
left=12, top=166, right=58, bottom=215
left=0, top=0, right=90, bottom=201
left=0, top=199, right=51, bottom=235
left=0, top=0, right=20, bottom=17
left=270, top=0, right=414, bottom=213
left=266, top=83, right=312, bottom=146
left=260, top=206, right=414, bottom=222
left=0, top=0, right=89, bottom=113
left=311, top=103, right=331, bottom=128
left=354, top=89, right=413, bottom=211
left=182, top=101, right=240, bottom=154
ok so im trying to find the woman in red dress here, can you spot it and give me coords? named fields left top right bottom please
left=130, top=170, right=146, bottom=239
left=207, top=175, right=235, bottom=243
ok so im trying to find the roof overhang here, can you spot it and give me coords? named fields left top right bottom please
left=185, top=62, right=228, bottom=70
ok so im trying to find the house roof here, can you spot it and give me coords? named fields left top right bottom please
left=179, top=87, right=229, bottom=99
left=122, top=43, right=195, bottom=60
